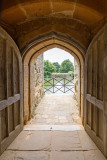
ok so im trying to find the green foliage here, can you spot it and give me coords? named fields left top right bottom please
left=68, top=71, right=74, bottom=78
left=53, top=62, right=60, bottom=73
left=60, top=59, right=74, bottom=73
left=51, top=73, right=71, bottom=78
left=44, top=59, right=74, bottom=78
left=44, top=60, right=56, bottom=78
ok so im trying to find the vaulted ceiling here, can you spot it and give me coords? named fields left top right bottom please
left=0, top=0, right=107, bottom=50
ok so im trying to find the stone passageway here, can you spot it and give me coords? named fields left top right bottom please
left=29, top=94, right=81, bottom=125
left=0, top=0, right=107, bottom=157
left=0, top=94, right=106, bottom=160
left=0, top=129, right=106, bottom=160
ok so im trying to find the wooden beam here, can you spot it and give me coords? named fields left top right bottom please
left=86, top=94, right=104, bottom=111
left=0, top=94, right=20, bottom=111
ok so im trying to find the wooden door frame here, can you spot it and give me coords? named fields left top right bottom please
left=84, top=24, right=107, bottom=157
left=0, top=27, right=23, bottom=155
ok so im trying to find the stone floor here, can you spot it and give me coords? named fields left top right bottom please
left=0, top=94, right=106, bottom=160
left=29, top=94, right=81, bottom=125
left=0, top=129, right=106, bottom=160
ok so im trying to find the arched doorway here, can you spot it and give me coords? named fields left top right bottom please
left=22, top=37, right=85, bottom=125
left=0, top=25, right=106, bottom=158
left=22, top=26, right=107, bottom=157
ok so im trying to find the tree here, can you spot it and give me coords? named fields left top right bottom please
left=68, top=71, right=74, bottom=78
left=44, top=60, right=56, bottom=78
left=60, top=59, right=74, bottom=73
left=53, top=62, right=60, bottom=73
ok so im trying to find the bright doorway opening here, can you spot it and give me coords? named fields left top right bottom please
left=28, top=48, right=82, bottom=126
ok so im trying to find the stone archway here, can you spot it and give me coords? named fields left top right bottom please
left=22, top=37, right=85, bottom=124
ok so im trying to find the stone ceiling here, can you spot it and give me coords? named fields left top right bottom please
left=0, top=0, right=107, bottom=50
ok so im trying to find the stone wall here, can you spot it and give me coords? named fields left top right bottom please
left=74, top=59, right=80, bottom=105
left=31, top=54, right=44, bottom=116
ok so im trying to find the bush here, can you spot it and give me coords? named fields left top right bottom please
left=68, top=71, right=74, bottom=78
left=44, top=60, right=56, bottom=78
left=60, top=59, right=74, bottom=73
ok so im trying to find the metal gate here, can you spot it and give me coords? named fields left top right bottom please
left=44, top=78, right=74, bottom=93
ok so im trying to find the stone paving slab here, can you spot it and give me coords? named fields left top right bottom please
left=50, top=150, right=106, bottom=160
left=29, top=94, right=81, bottom=125
left=0, top=130, right=106, bottom=160
left=1, top=150, right=106, bottom=160
left=0, top=151, right=49, bottom=160
left=78, top=130, right=97, bottom=150
left=51, top=131, right=82, bottom=151
left=24, top=124, right=84, bottom=131
left=8, top=131, right=51, bottom=151
left=6, top=130, right=102, bottom=152
left=84, top=150, right=107, bottom=160
left=50, top=151, right=84, bottom=160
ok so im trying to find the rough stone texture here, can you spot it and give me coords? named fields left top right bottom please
left=8, top=131, right=51, bottom=151
left=31, top=54, right=44, bottom=116
left=1, top=0, right=107, bottom=50
left=0, top=1, right=107, bottom=158
left=0, top=151, right=49, bottom=160
left=23, top=40, right=84, bottom=125
left=1, top=150, right=106, bottom=160
left=51, top=131, right=82, bottom=151
left=24, top=124, right=84, bottom=131
left=84, top=150, right=107, bottom=160
left=28, top=94, right=81, bottom=125
left=78, top=130, right=97, bottom=150
left=0, top=130, right=106, bottom=160
left=50, top=151, right=84, bottom=160
left=74, top=59, right=80, bottom=104
left=16, top=18, right=91, bottom=50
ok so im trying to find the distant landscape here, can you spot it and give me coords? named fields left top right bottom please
left=44, top=59, right=74, bottom=78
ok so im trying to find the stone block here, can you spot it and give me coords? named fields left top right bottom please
left=51, top=131, right=82, bottom=151
left=8, top=131, right=51, bottom=151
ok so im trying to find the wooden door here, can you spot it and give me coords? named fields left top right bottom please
left=0, top=27, right=23, bottom=155
left=84, top=24, right=107, bottom=157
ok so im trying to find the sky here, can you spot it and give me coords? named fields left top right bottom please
left=43, top=48, right=74, bottom=64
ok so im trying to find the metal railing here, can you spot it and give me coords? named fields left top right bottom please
left=44, top=78, right=74, bottom=94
